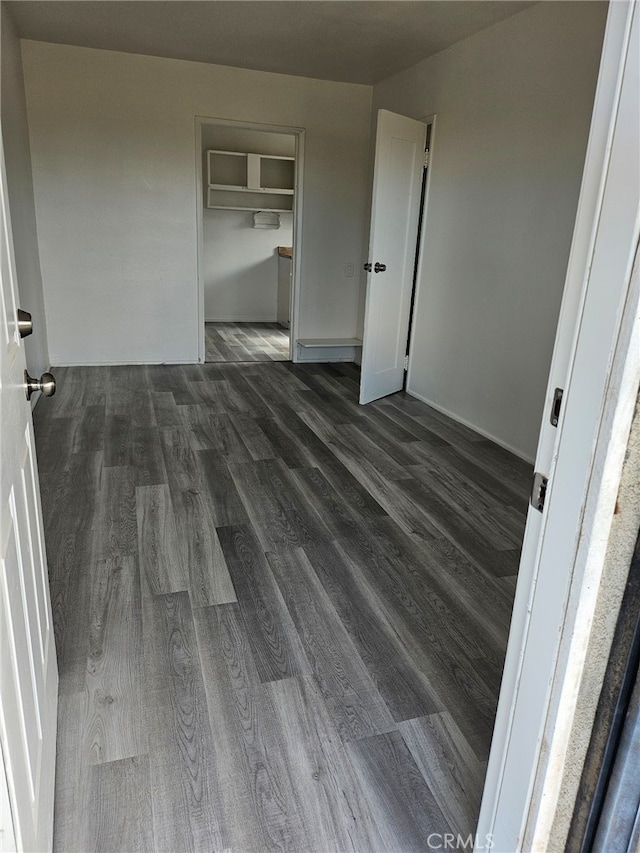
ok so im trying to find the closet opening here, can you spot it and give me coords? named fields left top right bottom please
left=195, top=118, right=304, bottom=364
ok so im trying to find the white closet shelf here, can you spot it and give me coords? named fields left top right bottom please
left=206, top=149, right=295, bottom=212
left=207, top=205, right=292, bottom=213
left=297, top=338, right=363, bottom=347
left=208, top=184, right=294, bottom=195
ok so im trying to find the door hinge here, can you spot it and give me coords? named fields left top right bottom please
left=530, top=472, right=549, bottom=512
left=403, top=355, right=409, bottom=371
left=424, top=149, right=430, bottom=168
left=550, top=387, right=564, bottom=427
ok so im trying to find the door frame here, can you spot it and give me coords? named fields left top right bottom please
left=194, top=116, right=305, bottom=364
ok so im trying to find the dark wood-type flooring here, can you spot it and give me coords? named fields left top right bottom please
left=205, top=321, right=290, bottom=363
left=33, top=360, right=531, bottom=852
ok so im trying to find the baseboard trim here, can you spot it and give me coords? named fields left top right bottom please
left=51, top=359, right=200, bottom=367
left=405, top=387, right=535, bottom=464
left=205, top=317, right=278, bottom=323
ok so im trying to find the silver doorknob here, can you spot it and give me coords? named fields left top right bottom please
left=17, top=309, right=33, bottom=338
left=363, top=263, right=372, bottom=272
left=24, top=370, right=56, bottom=401
left=374, top=262, right=386, bottom=273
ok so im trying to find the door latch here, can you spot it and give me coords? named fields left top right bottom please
left=530, top=472, right=548, bottom=512
left=17, top=309, right=33, bottom=338
left=550, top=387, right=564, bottom=427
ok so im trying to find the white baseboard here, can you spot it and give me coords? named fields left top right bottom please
left=205, top=316, right=278, bottom=323
left=405, top=386, right=535, bottom=464
left=51, top=359, right=200, bottom=367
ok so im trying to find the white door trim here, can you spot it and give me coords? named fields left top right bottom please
left=194, top=116, right=305, bottom=364
left=476, top=1, right=640, bottom=848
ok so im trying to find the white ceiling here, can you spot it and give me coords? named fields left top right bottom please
left=6, top=1, right=538, bottom=85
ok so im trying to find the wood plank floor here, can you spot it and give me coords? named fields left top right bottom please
left=33, top=361, right=531, bottom=852
left=205, top=322, right=290, bottom=363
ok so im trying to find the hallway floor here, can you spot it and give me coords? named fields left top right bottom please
left=34, top=361, right=530, bottom=852
left=205, top=321, right=290, bottom=362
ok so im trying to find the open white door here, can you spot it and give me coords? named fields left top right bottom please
left=0, top=138, right=58, bottom=850
left=359, top=110, right=426, bottom=404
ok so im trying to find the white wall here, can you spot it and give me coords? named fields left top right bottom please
left=1, top=6, right=49, bottom=378
left=202, top=126, right=293, bottom=322
left=372, top=1, right=607, bottom=460
left=203, top=210, right=292, bottom=321
left=21, top=42, right=371, bottom=364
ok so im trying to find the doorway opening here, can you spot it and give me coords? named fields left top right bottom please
left=195, top=118, right=304, bottom=364
left=404, top=118, right=433, bottom=391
